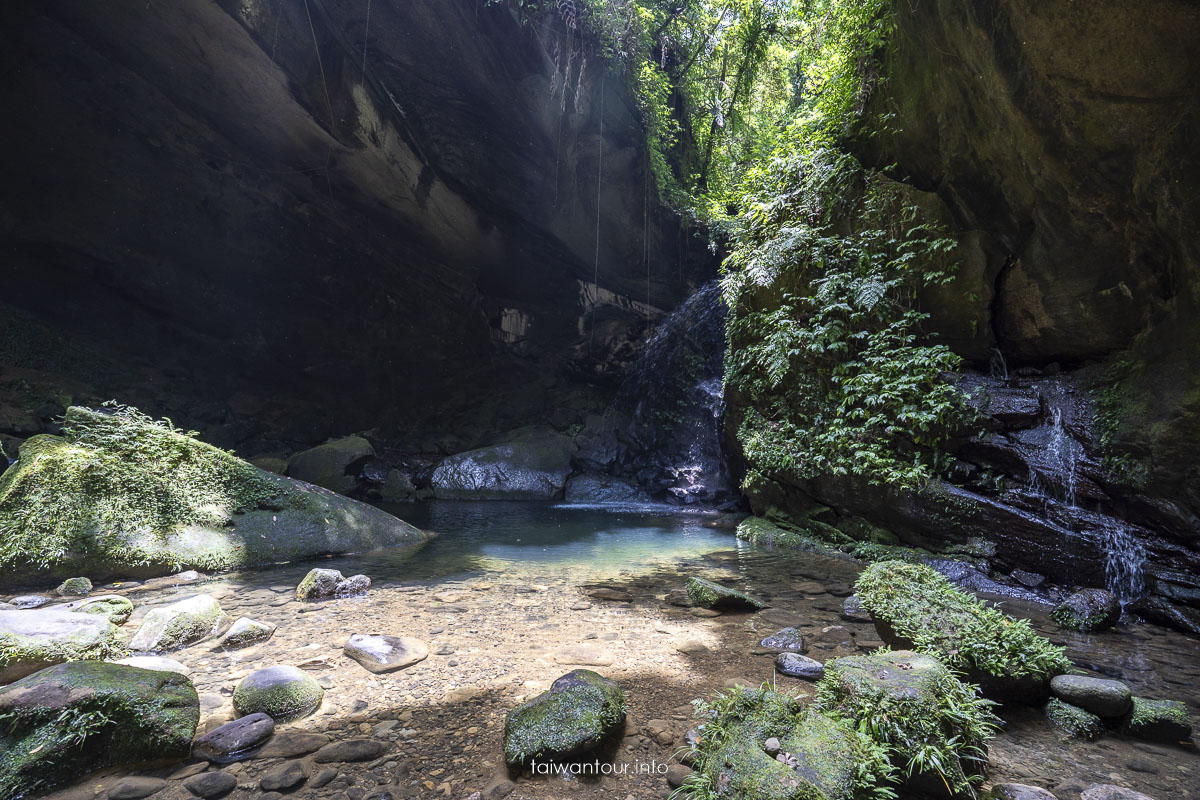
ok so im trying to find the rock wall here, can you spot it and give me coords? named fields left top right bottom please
left=736, top=0, right=1200, bottom=631
left=0, top=0, right=712, bottom=455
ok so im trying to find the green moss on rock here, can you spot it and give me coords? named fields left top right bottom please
left=504, top=669, right=626, bottom=766
left=855, top=562, right=1071, bottom=702
left=816, top=650, right=998, bottom=797
left=67, top=595, right=135, bottom=625
left=0, top=405, right=432, bottom=583
left=55, top=577, right=92, bottom=597
left=1050, top=589, right=1121, bottom=633
left=129, top=594, right=224, bottom=652
left=233, top=665, right=323, bottom=722
left=1044, top=698, right=1104, bottom=741
left=683, top=686, right=894, bottom=800
left=0, top=608, right=125, bottom=684
left=0, top=661, right=198, bottom=798
left=1122, top=697, right=1193, bottom=743
left=686, top=577, right=767, bottom=610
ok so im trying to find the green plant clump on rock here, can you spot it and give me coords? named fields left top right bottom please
left=0, top=404, right=283, bottom=570
left=855, top=562, right=1071, bottom=688
left=1043, top=698, right=1103, bottom=742
left=680, top=686, right=895, bottom=800
left=816, top=650, right=999, bottom=798
left=504, top=669, right=626, bottom=767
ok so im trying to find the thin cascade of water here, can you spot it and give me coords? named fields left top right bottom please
left=1045, top=406, right=1080, bottom=506
left=1102, top=523, right=1147, bottom=604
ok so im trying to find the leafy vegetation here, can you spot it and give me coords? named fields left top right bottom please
left=1043, top=698, right=1103, bottom=742
left=679, top=685, right=896, bottom=800
left=0, top=404, right=282, bottom=570
left=817, top=650, right=999, bottom=798
left=855, top=562, right=1072, bottom=683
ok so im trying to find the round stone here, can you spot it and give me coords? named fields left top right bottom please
left=1049, top=674, right=1132, bottom=718
left=343, top=634, right=428, bottom=674
left=233, top=665, right=324, bottom=722
left=775, top=653, right=825, bottom=680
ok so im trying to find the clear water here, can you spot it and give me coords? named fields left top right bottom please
left=292, top=501, right=743, bottom=585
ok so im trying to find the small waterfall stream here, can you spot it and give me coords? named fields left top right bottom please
left=1032, top=388, right=1146, bottom=603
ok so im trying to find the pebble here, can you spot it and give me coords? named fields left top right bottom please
left=183, top=771, right=238, bottom=799
left=259, top=760, right=309, bottom=791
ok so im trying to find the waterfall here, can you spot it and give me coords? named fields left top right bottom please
left=609, top=281, right=731, bottom=504
left=1034, top=388, right=1145, bottom=603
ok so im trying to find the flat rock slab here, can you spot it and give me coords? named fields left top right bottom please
left=343, top=634, right=429, bottom=673
left=192, top=712, right=275, bottom=763
left=254, top=732, right=331, bottom=759
left=0, top=607, right=120, bottom=683
left=108, top=777, right=169, bottom=799
left=260, top=759, right=308, bottom=791
left=312, top=738, right=387, bottom=763
left=1050, top=674, right=1132, bottom=718
left=776, top=653, right=825, bottom=680
left=111, top=655, right=192, bottom=676
left=183, top=771, right=238, bottom=799
left=987, top=784, right=1058, bottom=800
left=9, top=596, right=51, bottom=609
left=586, top=588, right=632, bottom=602
left=553, top=646, right=615, bottom=666
left=755, top=608, right=804, bottom=627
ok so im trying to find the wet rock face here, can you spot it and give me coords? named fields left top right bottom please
left=0, top=0, right=713, bottom=450
left=431, top=427, right=577, bottom=500
left=0, top=661, right=198, bottom=798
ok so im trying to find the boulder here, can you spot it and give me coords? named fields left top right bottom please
left=1128, top=597, right=1200, bottom=636
left=1044, top=698, right=1103, bottom=741
left=343, top=634, right=428, bottom=673
left=192, top=712, right=275, bottom=763
left=685, top=577, right=766, bottom=611
left=55, top=577, right=92, bottom=597
left=233, top=665, right=324, bottom=722
left=1048, top=675, right=1132, bottom=718
left=759, top=628, right=805, bottom=653
left=259, top=759, right=308, bottom=791
left=63, top=594, right=135, bottom=625
left=1051, top=589, right=1121, bottom=633
left=855, top=561, right=1071, bottom=703
left=432, top=427, right=577, bottom=500
left=8, top=596, right=50, bottom=610
left=817, top=650, right=998, bottom=797
left=1121, top=697, right=1193, bottom=744
left=0, top=662, right=198, bottom=798
left=112, top=655, right=191, bottom=676
left=775, top=653, right=824, bottom=681
left=296, top=568, right=371, bottom=600
left=217, top=617, right=276, bottom=649
left=503, top=669, right=626, bottom=766
left=684, top=687, right=892, bottom=800
left=563, top=473, right=646, bottom=504
left=841, top=595, right=872, bottom=623
left=129, top=594, right=225, bottom=652
left=285, top=436, right=374, bottom=493
left=0, top=408, right=432, bottom=585
left=0, top=607, right=122, bottom=684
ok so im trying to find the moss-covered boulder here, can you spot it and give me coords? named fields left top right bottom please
left=683, top=687, right=893, bottom=800
left=686, top=577, right=766, bottom=610
left=64, top=594, right=135, bottom=625
left=0, top=406, right=433, bottom=585
left=1121, top=697, right=1193, bottom=744
left=55, top=577, right=92, bottom=597
left=285, top=436, right=374, bottom=494
left=129, top=594, right=225, bottom=652
left=855, top=562, right=1071, bottom=703
left=233, top=665, right=324, bottom=722
left=816, top=650, right=998, bottom=798
left=1044, top=698, right=1104, bottom=741
left=432, top=427, right=577, bottom=500
left=503, top=669, right=625, bottom=766
left=1049, top=675, right=1132, bottom=718
left=0, top=661, right=198, bottom=798
left=295, top=568, right=371, bottom=600
left=1051, top=589, right=1121, bottom=633
left=0, top=607, right=124, bottom=684
left=217, top=617, right=276, bottom=649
